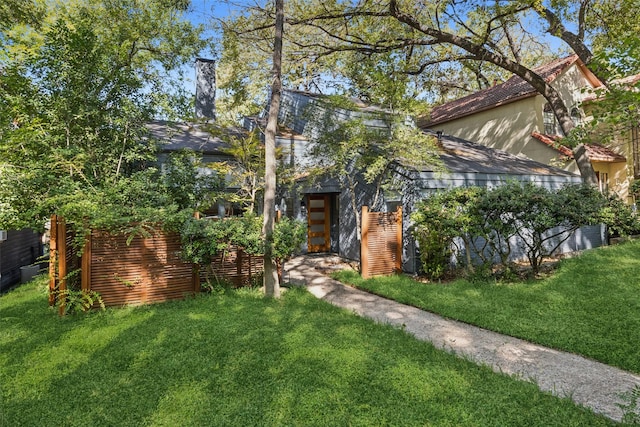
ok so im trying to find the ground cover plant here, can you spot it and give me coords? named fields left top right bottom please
left=335, top=239, right=640, bottom=375
left=0, top=277, right=614, bottom=426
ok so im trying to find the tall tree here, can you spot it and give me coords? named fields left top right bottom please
left=0, top=0, right=206, bottom=229
left=262, top=0, right=284, bottom=298
left=216, top=0, right=640, bottom=185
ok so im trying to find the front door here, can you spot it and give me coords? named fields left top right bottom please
left=307, top=194, right=331, bottom=252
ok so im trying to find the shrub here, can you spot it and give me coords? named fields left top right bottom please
left=411, top=182, right=622, bottom=278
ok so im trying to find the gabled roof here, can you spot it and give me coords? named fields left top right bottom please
left=422, top=55, right=600, bottom=127
left=531, top=132, right=627, bottom=163
left=415, top=130, right=578, bottom=176
left=283, top=89, right=392, bottom=115
left=146, top=120, right=245, bottom=154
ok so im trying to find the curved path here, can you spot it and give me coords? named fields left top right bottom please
left=285, top=255, right=640, bottom=422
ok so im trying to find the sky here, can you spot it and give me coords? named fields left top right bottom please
left=179, top=1, right=250, bottom=95
left=178, top=0, right=569, bottom=100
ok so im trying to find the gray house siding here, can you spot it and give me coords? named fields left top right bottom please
left=279, top=90, right=392, bottom=139
left=395, top=168, right=605, bottom=274
left=1, top=229, right=42, bottom=291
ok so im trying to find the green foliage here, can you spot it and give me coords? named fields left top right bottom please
left=619, top=385, right=640, bottom=425
left=203, top=124, right=268, bottom=213
left=0, top=281, right=613, bottom=426
left=272, top=216, right=306, bottom=261
left=305, top=97, right=440, bottom=191
left=599, top=193, right=640, bottom=237
left=45, top=150, right=224, bottom=251
left=180, top=214, right=262, bottom=266
left=0, top=0, right=43, bottom=30
left=631, top=180, right=640, bottom=199
left=411, top=187, right=483, bottom=280
left=0, top=0, right=205, bottom=233
left=55, top=288, right=105, bottom=315
left=162, top=150, right=225, bottom=212
left=180, top=214, right=305, bottom=267
left=411, top=183, right=622, bottom=277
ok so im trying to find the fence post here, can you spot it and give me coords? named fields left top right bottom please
left=236, top=247, right=243, bottom=287
left=360, top=205, right=369, bottom=279
left=81, top=231, right=91, bottom=292
left=57, top=217, right=67, bottom=316
left=396, top=206, right=403, bottom=273
left=193, top=264, right=201, bottom=293
left=48, top=215, right=58, bottom=307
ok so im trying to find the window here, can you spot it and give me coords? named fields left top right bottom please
left=595, top=171, right=609, bottom=194
left=543, top=103, right=557, bottom=135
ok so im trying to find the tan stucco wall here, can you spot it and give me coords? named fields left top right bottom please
left=611, top=128, right=635, bottom=202
left=430, top=63, right=601, bottom=175
left=592, top=161, right=628, bottom=200
left=434, top=97, right=577, bottom=172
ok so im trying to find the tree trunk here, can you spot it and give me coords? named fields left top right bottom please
left=262, top=0, right=284, bottom=298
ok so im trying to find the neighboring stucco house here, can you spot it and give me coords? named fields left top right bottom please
left=420, top=55, right=629, bottom=199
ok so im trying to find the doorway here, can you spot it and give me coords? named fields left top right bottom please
left=307, top=194, right=331, bottom=253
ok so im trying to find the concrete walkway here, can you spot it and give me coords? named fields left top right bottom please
left=285, top=255, right=640, bottom=423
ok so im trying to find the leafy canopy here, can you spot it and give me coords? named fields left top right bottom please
left=0, top=0, right=207, bottom=232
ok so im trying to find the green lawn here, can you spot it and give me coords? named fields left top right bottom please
left=335, top=239, right=640, bottom=375
left=0, top=278, right=614, bottom=426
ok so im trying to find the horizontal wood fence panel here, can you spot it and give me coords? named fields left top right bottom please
left=89, top=230, right=195, bottom=307
left=361, top=206, right=402, bottom=279
left=201, top=248, right=264, bottom=287
left=49, top=216, right=269, bottom=312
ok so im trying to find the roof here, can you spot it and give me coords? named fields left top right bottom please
left=416, top=130, right=579, bottom=176
left=422, top=55, right=593, bottom=127
left=146, top=120, right=245, bottom=154
left=531, top=132, right=627, bottom=163
left=284, top=89, right=392, bottom=115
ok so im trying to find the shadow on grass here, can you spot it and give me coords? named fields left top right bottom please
left=1, top=284, right=615, bottom=426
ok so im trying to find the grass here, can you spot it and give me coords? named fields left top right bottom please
left=0, top=278, right=615, bottom=426
left=335, top=239, right=640, bottom=375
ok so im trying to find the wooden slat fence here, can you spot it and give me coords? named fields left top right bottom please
left=201, top=249, right=265, bottom=287
left=49, top=215, right=266, bottom=311
left=360, top=206, right=402, bottom=279
left=85, top=229, right=197, bottom=307
left=49, top=215, right=80, bottom=313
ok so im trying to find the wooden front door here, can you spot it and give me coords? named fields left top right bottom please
left=307, top=194, right=331, bottom=253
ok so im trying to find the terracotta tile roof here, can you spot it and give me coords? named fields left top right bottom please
left=531, top=132, right=573, bottom=157
left=584, top=143, right=627, bottom=162
left=422, top=55, right=580, bottom=127
left=582, top=72, right=640, bottom=102
left=531, top=131, right=626, bottom=162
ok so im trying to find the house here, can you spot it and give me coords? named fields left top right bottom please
left=146, top=63, right=605, bottom=275
left=419, top=55, right=630, bottom=199
left=0, top=229, right=43, bottom=291
left=273, top=90, right=604, bottom=273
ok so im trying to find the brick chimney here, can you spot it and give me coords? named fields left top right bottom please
left=195, top=58, right=216, bottom=121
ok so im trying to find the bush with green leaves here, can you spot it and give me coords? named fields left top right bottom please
left=180, top=214, right=305, bottom=287
left=411, top=187, right=483, bottom=279
left=411, top=182, right=634, bottom=278
left=272, top=216, right=307, bottom=261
